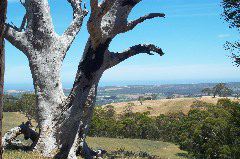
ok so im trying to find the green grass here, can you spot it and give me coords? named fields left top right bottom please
left=3, top=112, right=29, bottom=134
left=87, top=137, right=187, bottom=159
left=3, top=112, right=187, bottom=159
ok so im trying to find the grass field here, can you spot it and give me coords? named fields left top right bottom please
left=103, top=96, right=237, bottom=116
left=3, top=112, right=187, bottom=159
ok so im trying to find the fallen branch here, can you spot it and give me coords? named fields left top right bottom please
left=2, top=121, right=39, bottom=150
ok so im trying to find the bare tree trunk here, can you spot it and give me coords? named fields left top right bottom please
left=29, top=56, right=66, bottom=156
left=3, top=0, right=87, bottom=156
left=56, top=39, right=106, bottom=158
left=0, top=0, right=7, bottom=158
left=3, top=0, right=165, bottom=158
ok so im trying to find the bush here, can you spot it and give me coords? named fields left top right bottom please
left=178, top=99, right=240, bottom=158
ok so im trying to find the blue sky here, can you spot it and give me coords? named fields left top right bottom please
left=5, top=0, right=240, bottom=89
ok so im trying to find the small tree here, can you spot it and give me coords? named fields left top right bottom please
left=138, top=96, right=145, bottom=105
left=202, top=88, right=212, bottom=96
left=212, top=83, right=233, bottom=97
left=151, top=94, right=158, bottom=100
left=221, top=87, right=233, bottom=97
left=104, top=105, right=115, bottom=119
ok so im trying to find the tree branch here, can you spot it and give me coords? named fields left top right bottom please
left=20, top=0, right=26, bottom=7
left=19, top=14, right=27, bottom=31
left=68, top=0, right=88, bottom=19
left=90, top=0, right=99, bottom=12
left=61, top=0, right=88, bottom=57
left=124, top=13, right=165, bottom=32
left=8, top=12, right=27, bottom=32
left=4, top=23, right=29, bottom=54
left=106, top=44, right=164, bottom=69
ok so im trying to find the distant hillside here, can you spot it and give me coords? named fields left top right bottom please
left=103, top=96, right=239, bottom=116
left=5, top=82, right=240, bottom=105
left=98, top=82, right=240, bottom=96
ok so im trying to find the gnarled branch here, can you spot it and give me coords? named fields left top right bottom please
left=106, top=44, right=164, bottom=69
left=124, top=13, right=165, bottom=32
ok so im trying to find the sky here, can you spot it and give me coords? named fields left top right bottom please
left=5, top=0, right=240, bottom=89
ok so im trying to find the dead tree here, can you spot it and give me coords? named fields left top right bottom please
left=3, top=0, right=165, bottom=158
left=0, top=0, right=7, bottom=158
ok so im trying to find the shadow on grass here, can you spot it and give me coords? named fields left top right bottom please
left=4, top=144, right=32, bottom=151
left=106, top=148, right=161, bottom=159
left=176, top=152, right=189, bottom=158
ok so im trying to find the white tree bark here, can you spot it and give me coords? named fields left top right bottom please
left=4, top=0, right=165, bottom=158
left=4, top=0, right=88, bottom=156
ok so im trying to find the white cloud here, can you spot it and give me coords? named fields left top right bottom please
left=218, top=34, right=231, bottom=38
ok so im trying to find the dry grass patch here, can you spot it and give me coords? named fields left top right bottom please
left=104, top=96, right=238, bottom=116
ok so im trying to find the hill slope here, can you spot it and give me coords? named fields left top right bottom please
left=103, top=96, right=237, bottom=116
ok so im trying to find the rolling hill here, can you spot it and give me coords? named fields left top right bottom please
left=103, top=96, right=238, bottom=116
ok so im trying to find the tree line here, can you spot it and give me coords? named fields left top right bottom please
left=3, top=94, right=36, bottom=119
left=89, top=99, right=240, bottom=159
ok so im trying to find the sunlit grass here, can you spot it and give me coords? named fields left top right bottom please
left=3, top=112, right=187, bottom=159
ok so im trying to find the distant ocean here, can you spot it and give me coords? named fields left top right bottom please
left=5, top=79, right=240, bottom=90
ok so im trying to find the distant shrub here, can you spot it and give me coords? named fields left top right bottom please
left=3, top=94, right=37, bottom=120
